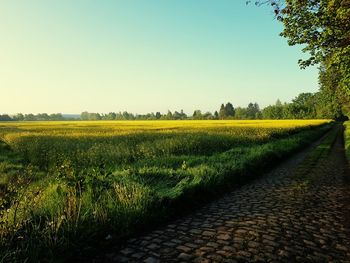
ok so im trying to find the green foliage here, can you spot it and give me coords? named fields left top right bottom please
left=1, top=91, right=341, bottom=123
left=246, top=103, right=260, bottom=119
left=254, top=0, right=350, bottom=112
left=192, top=110, right=203, bottom=120
left=219, top=104, right=226, bottom=119
left=262, top=93, right=346, bottom=120
left=224, top=103, right=235, bottom=118
left=217, top=102, right=261, bottom=120
left=0, top=115, right=12, bottom=121
left=344, top=121, right=350, bottom=160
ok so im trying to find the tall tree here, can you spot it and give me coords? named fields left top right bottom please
left=13, top=113, right=24, bottom=121
left=246, top=102, right=260, bottom=119
left=219, top=104, right=226, bottom=119
left=251, top=0, right=350, bottom=112
left=165, top=110, right=173, bottom=120
left=105, top=112, right=117, bottom=120
left=192, top=110, right=203, bottom=120
left=224, top=102, right=235, bottom=118
left=234, top=107, right=248, bottom=119
left=214, top=111, right=219, bottom=119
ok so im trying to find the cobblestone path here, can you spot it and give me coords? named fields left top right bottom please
left=102, top=127, right=350, bottom=262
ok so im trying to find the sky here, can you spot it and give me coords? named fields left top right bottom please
left=0, top=0, right=319, bottom=115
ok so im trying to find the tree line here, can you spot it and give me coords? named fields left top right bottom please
left=79, top=91, right=346, bottom=120
left=0, top=113, right=65, bottom=122
left=80, top=110, right=188, bottom=120
left=1, top=90, right=346, bottom=122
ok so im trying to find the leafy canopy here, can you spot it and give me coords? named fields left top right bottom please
left=250, top=0, right=350, bottom=112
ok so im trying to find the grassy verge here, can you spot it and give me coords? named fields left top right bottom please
left=290, top=123, right=340, bottom=188
left=344, top=121, right=350, bottom=160
left=0, top=123, right=332, bottom=262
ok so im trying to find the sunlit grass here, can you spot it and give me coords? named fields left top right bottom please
left=344, top=121, right=350, bottom=159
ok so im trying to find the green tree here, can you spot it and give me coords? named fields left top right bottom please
left=81, top=111, right=89, bottom=120
left=49, top=113, right=64, bottom=121
left=255, top=0, right=350, bottom=111
left=105, top=112, right=116, bottom=120
left=24, top=114, right=36, bottom=121
left=89, top=113, right=101, bottom=120
left=192, top=110, right=203, bottom=120
left=37, top=113, right=49, bottom=121
left=315, top=72, right=345, bottom=120
left=292, top=93, right=317, bottom=119
left=224, top=102, right=235, bottom=118
left=173, top=111, right=182, bottom=120
left=163, top=110, right=173, bottom=120
left=122, top=111, right=134, bottom=120
left=13, top=113, right=24, bottom=121
left=203, top=111, right=214, bottom=120
left=155, top=112, right=161, bottom=119
left=180, top=109, right=187, bottom=120
left=246, top=103, right=260, bottom=119
left=0, top=114, right=12, bottom=121
left=214, top=111, right=219, bottom=119
left=234, top=107, right=247, bottom=119
left=219, top=104, right=226, bottom=119
left=262, top=102, right=283, bottom=119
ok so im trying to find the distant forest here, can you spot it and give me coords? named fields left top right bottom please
left=0, top=91, right=346, bottom=121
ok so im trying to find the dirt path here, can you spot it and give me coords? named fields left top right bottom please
left=99, top=126, right=350, bottom=262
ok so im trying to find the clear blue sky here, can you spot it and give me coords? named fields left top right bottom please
left=0, top=0, right=319, bottom=115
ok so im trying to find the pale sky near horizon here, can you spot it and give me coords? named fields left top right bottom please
left=0, top=0, right=319, bottom=115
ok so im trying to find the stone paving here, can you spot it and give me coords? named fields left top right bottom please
left=101, top=128, right=350, bottom=262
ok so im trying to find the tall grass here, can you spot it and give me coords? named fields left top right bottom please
left=344, top=121, right=350, bottom=159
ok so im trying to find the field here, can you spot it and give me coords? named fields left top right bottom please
left=0, top=120, right=332, bottom=261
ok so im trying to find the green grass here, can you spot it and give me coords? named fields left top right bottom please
left=0, top=120, right=332, bottom=262
left=291, top=123, right=340, bottom=190
left=344, top=121, right=350, bottom=160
